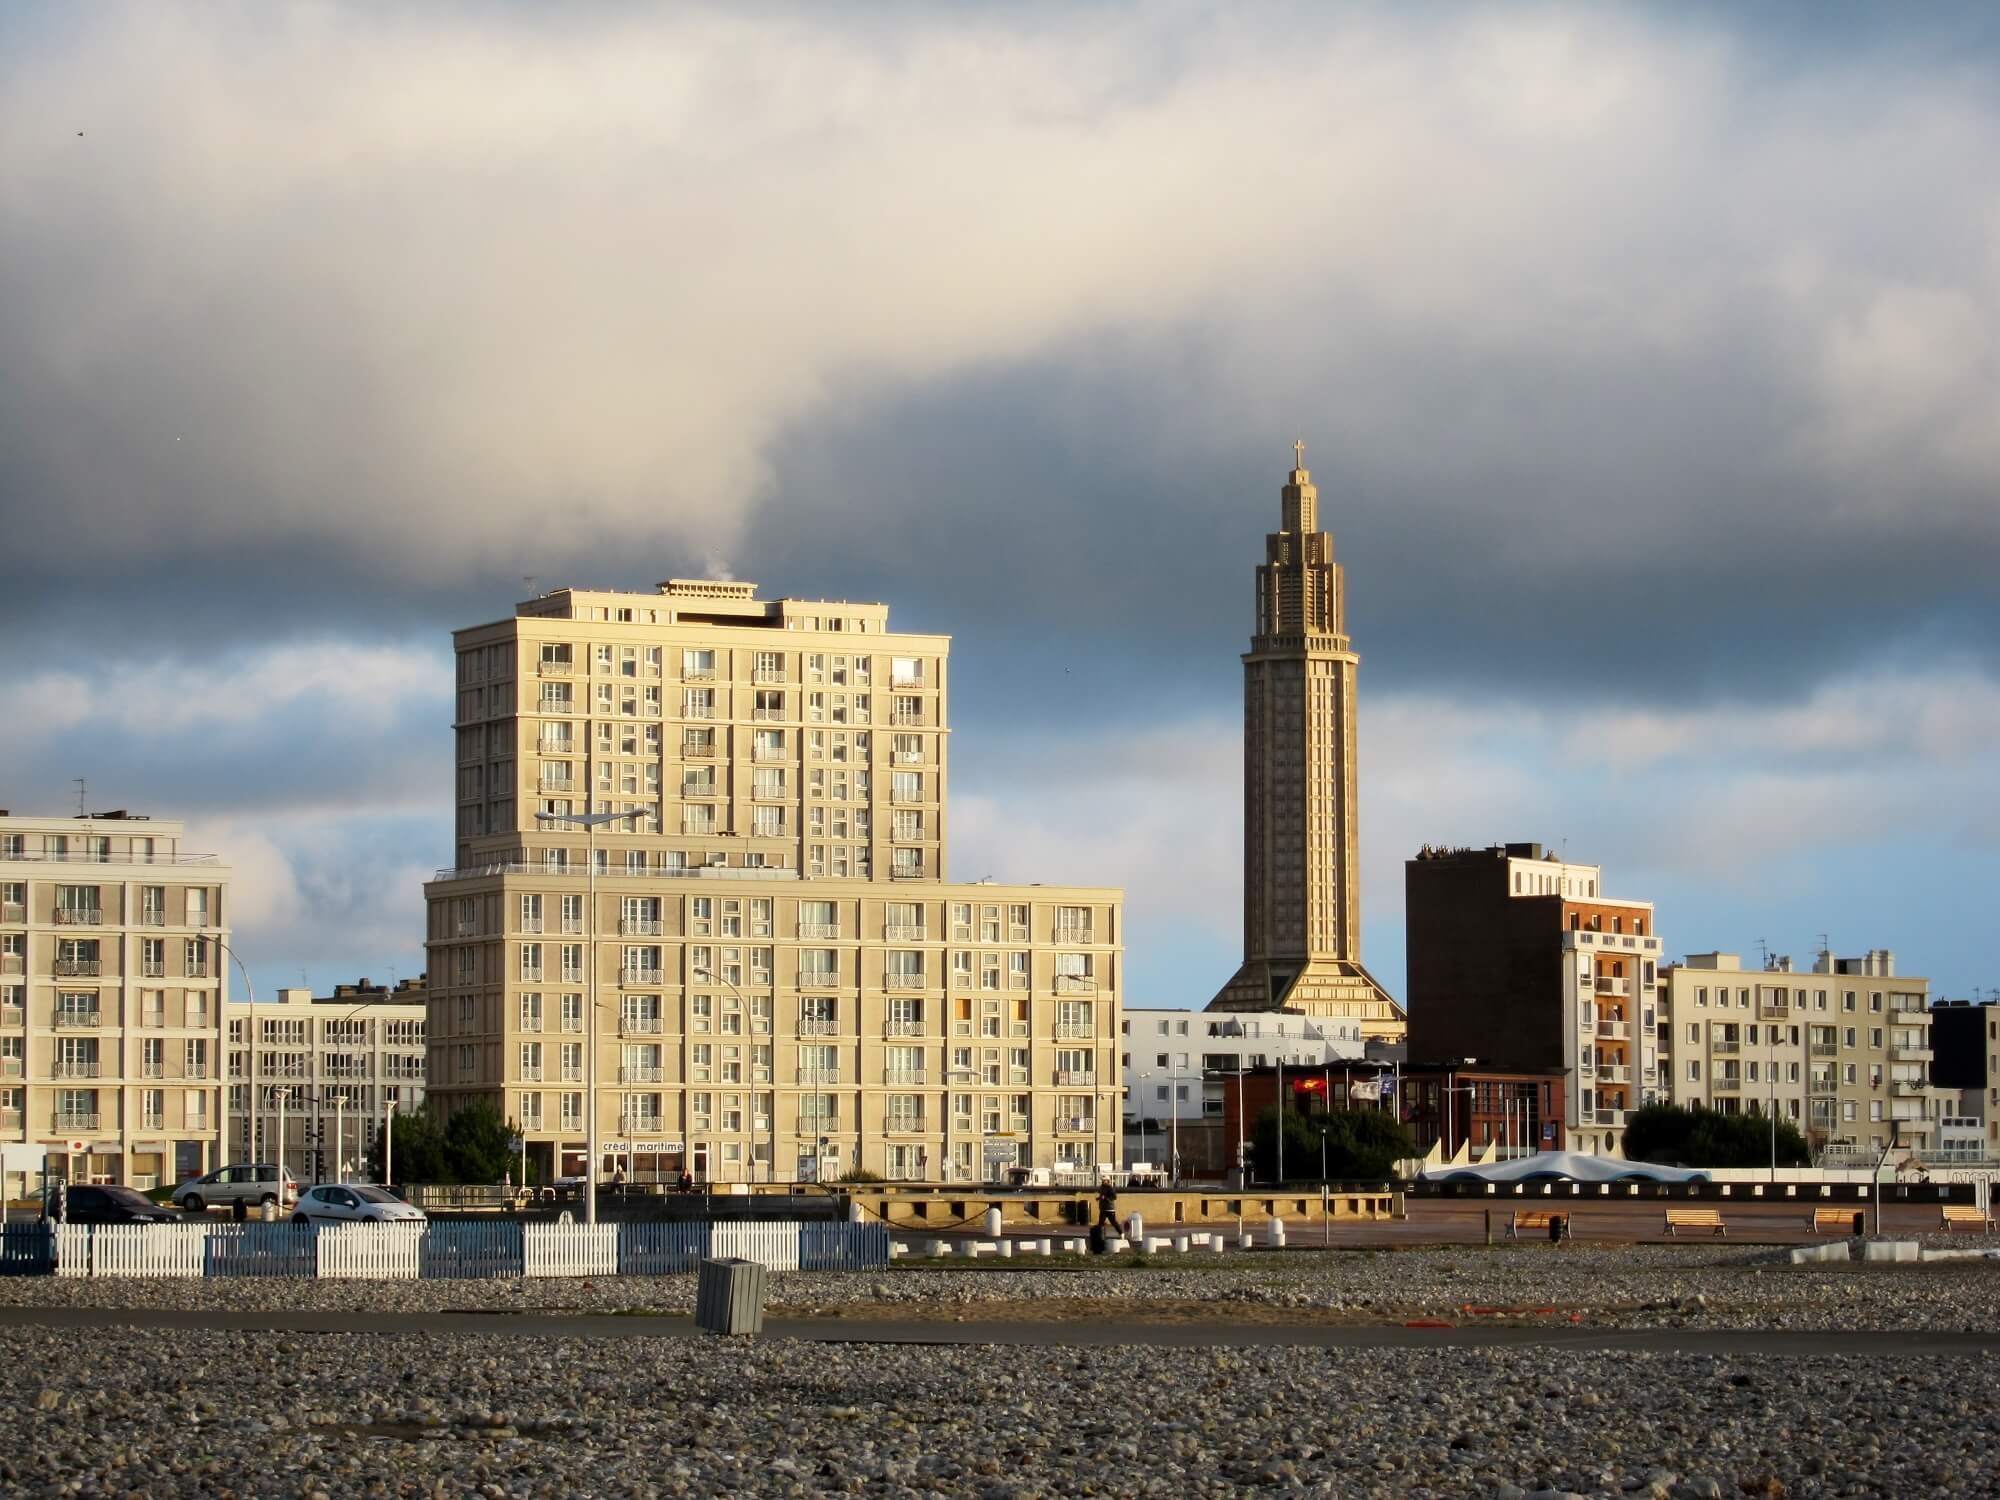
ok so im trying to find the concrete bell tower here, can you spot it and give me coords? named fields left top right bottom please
left=1207, top=445, right=1404, bottom=1039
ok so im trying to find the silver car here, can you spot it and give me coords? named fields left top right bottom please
left=292, top=1183, right=426, bottom=1225
left=172, top=1163, right=300, bottom=1214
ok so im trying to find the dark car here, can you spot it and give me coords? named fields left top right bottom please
left=61, top=1184, right=179, bottom=1225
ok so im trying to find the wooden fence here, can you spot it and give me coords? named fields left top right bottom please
left=29, top=1220, right=886, bottom=1280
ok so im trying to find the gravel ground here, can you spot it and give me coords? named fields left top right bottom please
left=1, top=1244, right=1996, bottom=1331
left=2, top=1324, right=1993, bottom=1498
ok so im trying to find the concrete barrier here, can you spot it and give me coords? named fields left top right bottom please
left=1862, top=1240, right=1919, bottom=1262
left=1789, top=1242, right=1850, bottom=1264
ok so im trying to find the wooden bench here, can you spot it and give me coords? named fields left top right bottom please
left=1507, top=1209, right=1570, bottom=1239
left=1808, top=1207, right=1863, bottom=1235
left=1941, top=1205, right=1996, bottom=1233
left=1665, top=1207, right=1727, bottom=1237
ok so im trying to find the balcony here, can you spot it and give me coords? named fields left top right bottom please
left=889, top=868, right=926, bottom=881
left=1888, top=1079, right=1929, bottom=1098
left=537, top=659, right=573, bottom=676
left=620, top=1065, right=663, bottom=1084
left=54, top=1062, right=101, bottom=1078
left=1593, top=1108, right=1626, bottom=1127
left=55, top=909, right=103, bottom=927
left=54, top=959, right=102, bottom=978
left=536, top=697, right=575, bottom=716
left=682, top=667, right=716, bottom=682
left=1054, top=1022, right=1096, bottom=1041
left=55, top=1010, right=101, bottom=1029
left=886, top=1020, right=926, bottom=1038
left=55, top=1112, right=100, bottom=1131
left=538, top=775, right=576, bottom=793
left=753, top=668, right=787, bottom=685
left=1810, top=1042, right=1839, bottom=1058
left=795, top=1068, right=842, bottom=1085
left=1592, top=1020, right=1628, bottom=1041
left=1712, top=1075, right=1742, bottom=1094
left=885, top=1115, right=926, bottom=1134
left=884, top=974, right=926, bottom=992
left=798, top=923, right=839, bottom=941
left=893, top=750, right=923, bottom=765
left=140, top=909, right=166, bottom=926
left=518, top=1066, right=543, bottom=1083
left=891, top=789, right=925, bottom=806
left=619, top=919, right=663, bottom=936
left=885, top=924, right=925, bottom=942
left=890, top=711, right=924, bottom=727
left=537, top=738, right=575, bottom=756
left=798, top=1018, right=838, bottom=1037
left=1054, top=927, right=1094, bottom=946
left=1710, top=1038, right=1739, bottom=1055
left=1056, top=1069, right=1095, bottom=1087
left=1890, top=1045, right=1933, bottom=1064
left=885, top=1069, right=926, bottom=1086
left=621, top=968, right=663, bottom=986
left=620, top=1017, right=663, bottom=1037
left=752, top=707, right=786, bottom=723
left=1055, top=976, right=1097, bottom=996
left=1593, top=977, right=1630, bottom=996
left=682, top=703, right=716, bottom=721
left=1054, top=1116, right=1096, bottom=1136
left=1596, top=1064, right=1630, bottom=1084
left=683, top=741, right=720, bottom=759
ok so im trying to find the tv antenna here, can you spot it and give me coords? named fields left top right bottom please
left=1756, top=937, right=1770, bottom=970
left=73, top=778, right=87, bottom=816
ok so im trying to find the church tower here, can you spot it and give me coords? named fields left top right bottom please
left=1207, top=445, right=1404, bottom=1039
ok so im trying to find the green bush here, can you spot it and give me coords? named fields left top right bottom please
left=836, top=1167, right=885, bottom=1183
left=1251, top=1106, right=1414, bottom=1183
left=367, top=1099, right=524, bottom=1184
left=1623, top=1101, right=1810, bottom=1168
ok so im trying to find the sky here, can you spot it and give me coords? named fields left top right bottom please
left=3, top=2, right=1998, bottom=1009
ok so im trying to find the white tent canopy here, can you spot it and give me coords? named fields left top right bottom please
left=1421, top=1150, right=1709, bottom=1184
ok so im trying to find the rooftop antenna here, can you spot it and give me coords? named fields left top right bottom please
left=1756, top=937, right=1770, bottom=970
left=1816, top=931, right=1831, bottom=960
left=73, top=778, right=87, bottom=817
left=522, top=575, right=537, bottom=599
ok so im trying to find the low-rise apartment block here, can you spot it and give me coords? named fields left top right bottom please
left=0, top=812, right=229, bottom=1189
left=1926, top=997, right=1995, bottom=1163
left=1660, top=948, right=1935, bottom=1160
left=426, top=578, right=1123, bottom=1184
left=1120, top=1007, right=1368, bottom=1128
left=1406, top=842, right=1663, bottom=1157
left=225, top=976, right=428, bottom=1182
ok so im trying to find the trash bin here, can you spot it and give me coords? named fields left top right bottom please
left=696, top=1257, right=768, bottom=1336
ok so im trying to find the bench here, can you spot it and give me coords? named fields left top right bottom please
left=1808, top=1207, right=1863, bottom=1235
left=1941, top=1205, right=1996, bottom=1233
left=1665, top=1207, right=1727, bottom=1237
left=1507, top=1209, right=1570, bottom=1240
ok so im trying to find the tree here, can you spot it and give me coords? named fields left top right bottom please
left=365, top=1100, right=522, bottom=1185
left=1251, top=1106, right=1416, bottom=1183
left=1623, top=1102, right=1810, bottom=1169
left=368, top=1108, right=445, bottom=1184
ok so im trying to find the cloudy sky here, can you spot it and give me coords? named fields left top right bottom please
left=5, top=2, right=1998, bottom=1008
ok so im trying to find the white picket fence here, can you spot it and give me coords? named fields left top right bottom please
left=42, top=1220, right=885, bottom=1280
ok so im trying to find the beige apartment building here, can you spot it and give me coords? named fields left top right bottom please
left=0, top=812, right=229, bottom=1189
left=225, top=976, right=428, bottom=1184
left=425, top=579, right=1123, bottom=1184
left=1660, top=948, right=1936, bottom=1160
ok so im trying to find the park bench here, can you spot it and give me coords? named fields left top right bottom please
left=1941, top=1205, right=1995, bottom=1233
left=1506, top=1209, right=1570, bottom=1240
left=1807, top=1207, right=1863, bottom=1235
left=1664, top=1207, right=1726, bottom=1237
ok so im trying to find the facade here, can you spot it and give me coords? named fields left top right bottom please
left=0, top=812, right=229, bottom=1190
left=1207, top=448, right=1403, bottom=1037
left=1400, top=1065, right=1569, bottom=1160
left=1406, top=842, right=1662, bottom=1157
left=425, top=579, right=1123, bottom=1184
left=1659, top=949, right=1935, bottom=1161
left=1216, top=1063, right=1402, bottom=1181
left=225, top=976, right=429, bottom=1183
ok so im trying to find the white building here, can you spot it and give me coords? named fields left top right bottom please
left=1120, top=1008, right=1368, bottom=1128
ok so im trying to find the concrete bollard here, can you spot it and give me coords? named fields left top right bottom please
left=1126, top=1212, right=1145, bottom=1244
left=1036, top=1238, right=1053, bottom=1256
left=928, top=1238, right=950, bottom=1259
left=998, top=1238, right=1014, bottom=1259
left=1238, top=1232, right=1253, bottom=1250
left=1174, top=1235, right=1191, bottom=1253
left=1107, top=1236, right=1128, bottom=1254
left=984, top=1207, right=1003, bottom=1239
left=1265, top=1217, right=1286, bottom=1249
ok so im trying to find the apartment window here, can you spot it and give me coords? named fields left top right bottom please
left=520, top=943, right=543, bottom=982
left=560, top=1043, right=583, bottom=1083
left=800, top=996, right=838, bottom=1037
left=519, top=992, right=543, bottom=1032
left=560, top=993, right=583, bottom=1032
left=142, top=1038, right=164, bottom=1078
left=799, top=949, right=838, bottom=988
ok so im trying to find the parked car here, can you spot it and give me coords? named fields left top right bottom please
left=172, top=1163, right=300, bottom=1215
left=60, top=1184, right=179, bottom=1225
left=291, top=1183, right=427, bottom=1225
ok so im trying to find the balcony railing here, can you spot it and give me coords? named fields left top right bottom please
left=1593, top=977, right=1630, bottom=996
left=1054, top=1022, right=1096, bottom=1041
left=1593, top=1108, right=1626, bottom=1126
left=753, top=669, right=787, bottom=685
left=795, top=1068, right=842, bottom=1085
left=518, top=1066, right=543, bottom=1082
left=537, top=659, right=573, bottom=676
left=1054, top=1117, right=1096, bottom=1135
left=683, top=740, right=719, bottom=759
left=683, top=703, right=715, bottom=721
left=619, top=919, right=662, bottom=936
left=682, top=667, right=716, bottom=682
left=890, top=711, right=924, bottom=727
left=1056, top=1070, right=1095, bottom=1087
left=538, top=775, right=576, bottom=792
left=1054, top=927, right=1094, bottom=945
left=1594, top=1020, right=1628, bottom=1040
left=893, top=750, right=923, bottom=765
left=885, top=925, right=925, bottom=942
left=1712, top=1076, right=1742, bottom=1093
left=621, top=968, right=663, bottom=986
left=536, top=697, right=575, bottom=715
left=54, top=1063, right=101, bottom=1078
left=1055, top=976, right=1096, bottom=995
left=620, top=1017, right=663, bottom=1036
left=884, top=974, right=926, bottom=992
left=1596, top=1064, right=1630, bottom=1083
left=1888, top=1079, right=1928, bottom=1098
left=1710, top=1039, right=1739, bottom=1055
left=55, top=1112, right=100, bottom=1131
left=1810, top=1042, right=1840, bottom=1057
left=54, top=959, right=102, bottom=978
left=1890, top=1046, right=1933, bottom=1063
left=620, top=1066, right=663, bottom=1083
left=752, top=707, right=786, bottom=722
left=54, top=909, right=104, bottom=926
left=889, top=867, right=926, bottom=881
left=55, top=1011, right=101, bottom=1029
left=885, top=1070, right=926, bottom=1086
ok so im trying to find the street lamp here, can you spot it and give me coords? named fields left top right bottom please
left=535, top=808, right=625, bottom=1226
left=203, top=935, right=257, bottom=1168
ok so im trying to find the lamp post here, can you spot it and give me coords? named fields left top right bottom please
left=535, top=809, right=623, bottom=1227
left=204, top=936, right=256, bottom=1168
left=694, top=965, right=763, bottom=1185
left=1170, top=1054, right=1181, bottom=1187
left=384, top=1097, right=396, bottom=1189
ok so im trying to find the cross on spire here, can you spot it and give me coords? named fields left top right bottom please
left=1293, top=438, right=1306, bottom=472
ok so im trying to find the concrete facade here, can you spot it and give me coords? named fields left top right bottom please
left=0, top=812, right=230, bottom=1189
left=424, top=579, right=1123, bottom=1185
left=1660, top=949, right=1936, bottom=1162
left=1405, top=843, right=1662, bottom=1157
left=1120, top=1007, right=1368, bottom=1129
left=224, top=977, right=429, bottom=1184
left=1207, top=449, right=1403, bottom=1035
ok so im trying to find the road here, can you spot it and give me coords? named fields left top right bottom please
left=2, top=1302, right=1993, bottom=1355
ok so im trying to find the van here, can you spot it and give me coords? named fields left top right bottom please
left=172, top=1163, right=300, bottom=1215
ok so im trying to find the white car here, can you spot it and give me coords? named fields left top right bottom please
left=291, top=1183, right=427, bottom=1225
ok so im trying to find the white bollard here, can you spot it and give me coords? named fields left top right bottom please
left=928, top=1238, right=950, bottom=1259
left=1037, top=1238, right=1053, bottom=1256
left=1126, top=1212, right=1145, bottom=1244
left=998, top=1238, right=1014, bottom=1259
left=1174, top=1235, right=1190, bottom=1253
left=1237, top=1232, right=1253, bottom=1250
left=1264, top=1217, right=1286, bottom=1249
left=984, top=1207, right=1003, bottom=1239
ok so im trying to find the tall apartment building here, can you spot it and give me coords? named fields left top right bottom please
left=1929, top=998, right=1998, bottom=1162
left=1207, top=448, right=1404, bottom=1037
left=0, top=812, right=229, bottom=1189
left=225, top=976, right=428, bottom=1182
left=425, top=579, right=1123, bottom=1184
left=1406, top=843, right=1663, bottom=1157
left=1661, top=949, right=1935, bottom=1161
